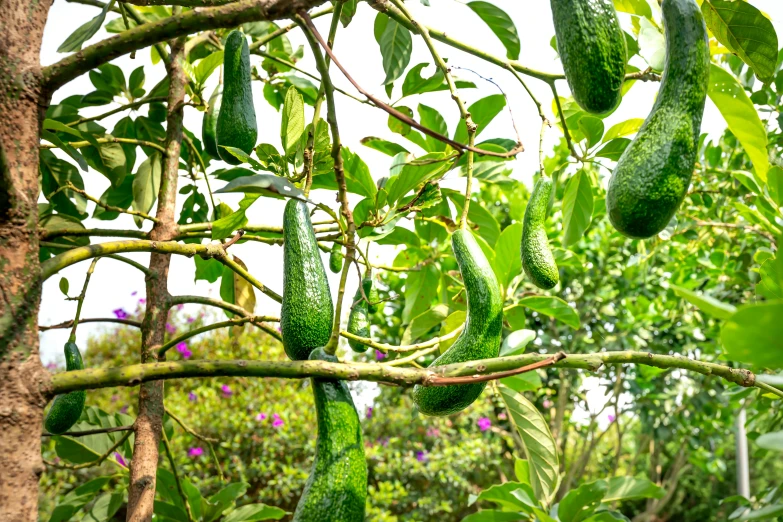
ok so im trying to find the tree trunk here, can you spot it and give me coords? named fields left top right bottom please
left=126, top=37, right=186, bottom=522
left=0, top=0, right=53, bottom=519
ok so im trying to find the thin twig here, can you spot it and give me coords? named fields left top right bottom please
left=158, top=315, right=280, bottom=357
left=40, top=136, right=167, bottom=154
left=429, top=352, right=566, bottom=385
left=42, top=425, right=134, bottom=437
left=46, top=182, right=160, bottom=223
left=161, top=430, right=197, bottom=522
left=165, top=407, right=223, bottom=481
left=40, top=317, right=142, bottom=331
left=67, top=96, right=167, bottom=126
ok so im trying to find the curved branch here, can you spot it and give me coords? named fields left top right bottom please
left=42, top=0, right=330, bottom=92
left=48, top=351, right=769, bottom=401
left=67, top=96, right=168, bottom=127
left=39, top=317, right=142, bottom=331
left=40, top=227, right=150, bottom=240
left=340, top=325, right=463, bottom=353
left=41, top=136, right=167, bottom=155
left=158, top=315, right=279, bottom=356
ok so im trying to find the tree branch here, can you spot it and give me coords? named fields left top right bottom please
left=158, top=315, right=279, bottom=356
left=48, top=351, right=768, bottom=399
left=39, top=317, right=142, bottom=331
left=42, top=425, right=134, bottom=437
left=42, top=0, right=330, bottom=92
left=41, top=136, right=167, bottom=155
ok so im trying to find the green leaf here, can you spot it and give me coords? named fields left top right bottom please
left=222, top=503, right=287, bottom=521
left=671, top=284, right=736, bottom=320
left=493, top=223, right=523, bottom=290
left=418, top=104, right=449, bottom=152
left=131, top=152, right=162, bottom=227
left=195, top=256, right=224, bottom=284
left=379, top=18, right=412, bottom=85
left=154, top=501, right=189, bottom=522
left=558, top=480, right=608, bottom=522
left=721, top=301, right=783, bottom=368
left=602, top=118, right=644, bottom=143
left=461, top=511, right=526, bottom=522
left=498, top=386, right=559, bottom=504
left=562, top=170, right=593, bottom=248
left=211, top=194, right=260, bottom=240
left=215, top=174, right=302, bottom=199
left=766, top=166, right=783, bottom=206
left=203, top=482, right=249, bottom=522
left=385, top=152, right=452, bottom=206
left=59, top=277, right=70, bottom=296
left=403, top=304, right=449, bottom=344
left=281, top=86, right=305, bottom=156
left=194, top=51, right=224, bottom=86
left=219, top=255, right=256, bottom=319
left=343, top=148, right=377, bottom=200
left=603, top=476, right=664, bottom=502
left=467, top=2, right=520, bottom=60
left=756, top=431, right=783, bottom=451
left=757, top=256, right=783, bottom=300
left=738, top=505, right=783, bottom=521
left=701, top=0, right=778, bottom=82
left=360, top=137, right=409, bottom=156
left=468, top=482, right=539, bottom=512
left=403, top=264, right=440, bottom=323
left=708, top=64, right=769, bottom=181
left=455, top=94, right=506, bottom=144
left=519, top=296, right=580, bottom=329
left=57, top=0, right=111, bottom=52
left=446, top=190, right=501, bottom=246
left=438, top=310, right=466, bottom=353
left=500, top=329, right=536, bottom=357
left=402, top=63, right=445, bottom=97
left=594, top=138, right=630, bottom=161
left=82, top=492, right=123, bottom=522
left=501, top=371, right=543, bottom=393
left=613, top=0, right=652, bottom=19
left=578, top=117, right=604, bottom=148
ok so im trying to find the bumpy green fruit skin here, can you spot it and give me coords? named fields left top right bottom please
left=292, top=348, right=367, bottom=522
left=550, top=0, right=626, bottom=114
left=44, top=342, right=86, bottom=435
left=363, top=277, right=379, bottom=314
left=202, top=84, right=222, bottom=158
left=347, top=286, right=370, bottom=353
left=328, top=243, right=343, bottom=274
left=413, top=230, right=503, bottom=416
left=606, top=0, right=709, bottom=239
left=216, top=31, right=257, bottom=165
left=281, top=199, right=334, bottom=361
left=521, top=178, right=559, bottom=290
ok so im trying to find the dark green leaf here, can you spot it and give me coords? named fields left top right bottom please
left=57, top=0, right=111, bottom=52
left=132, top=152, right=162, bottom=227
left=222, top=503, right=287, bottom=521
left=519, top=296, right=580, bottom=329
left=360, top=136, right=409, bottom=156
left=562, top=170, right=593, bottom=247
left=595, top=138, right=630, bottom=161
left=467, top=2, right=520, bottom=60
left=379, top=18, right=412, bottom=85
left=455, top=94, right=506, bottom=144
left=721, top=302, right=783, bottom=368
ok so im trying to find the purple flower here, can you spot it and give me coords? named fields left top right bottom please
left=188, top=392, right=197, bottom=402
left=131, top=291, right=137, bottom=296
left=477, top=417, right=492, bottom=432
left=138, top=298, right=146, bottom=305
left=114, top=452, right=127, bottom=467
left=45, top=361, right=58, bottom=371
left=272, top=418, right=284, bottom=428
left=176, top=342, right=192, bottom=359
left=120, top=405, right=129, bottom=414
left=221, top=384, right=232, bottom=397
left=416, top=451, right=428, bottom=462
left=497, top=412, right=507, bottom=420
left=366, top=407, right=373, bottom=419
left=177, top=304, right=184, bottom=310
left=256, top=412, right=267, bottom=421
left=113, top=308, right=129, bottom=319
left=188, top=447, right=204, bottom=458
left=110, top=395, right=119, bottom=403
left=187, top=316, right=195, bottom=323
left=375, top=350, right=386, bottom=361
left=166, top=323, right=176, bottom=334
left=543, top=399, right=553, bottom=409
left=377, top=437, right=389, bottom=447
left=608, top=414, right=616, bottom=423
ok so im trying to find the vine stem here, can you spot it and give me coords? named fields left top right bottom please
left=48, top=351, right=773, bottom=399
left=40, top=317, right=142, bottom=331
left=388, top=0, right=477, bottom=228
left=69, top=257, right=100, bottom=342
left=299, top=11, right=355, bottom=356
left=161, top=430, right=197, bottom=522
left=158, top=315, right=280, bottom=357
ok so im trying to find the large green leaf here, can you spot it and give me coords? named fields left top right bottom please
left=498, top=386, right=559, bottom=504
left=403, top=304, right=449, bottom=344
left=602, top=118, right=644, bottom=143
left=385, top=152, right=452, bottom=206
left=403, top=264, right=440, bottom=324
left=280, top=86, right=305, bottom=156
left=558, top=480, right=608, bottom=522
left=215, top=174, right=302, bottom=199
left=343, top=148, right=377, bottom=200
left=708, top=65, right=769, bottom=181
left=499, top=329, right=536, bottom=357
left=721, top=301, right=783, bottom=369
left=57, top=0, right=111, bottom=52
left=418, top=104, right=449, bottom=153
left=222, top=503, right=287, bottom=521
left=454, top=94, right=506, bottom=144
left=702, top=0, right=779, bottom=82
left=131, top=152, right=162, bottom=227
left=461, top=511, right=527, bottom=522
left=378, top=17, right=412, bottom=85
left=562, top=170, right=593, bottom=248
left=756, top=431, right=783, bottom=451
left=519, top=296, right=580, bottom=329
left=493, top=222, right=523, bottom=290
left=671, top=285, right=736, bottom=320
left=603, top=476, right=664, bottom=502
left=468, top=482, right=539, bottom=512
left=467, top=2, right=520, bottom=60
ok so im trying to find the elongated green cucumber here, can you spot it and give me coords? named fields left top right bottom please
left=550, top=0, right=626, bottom=114
left=606, top=0, right=709, bottom=239
left=216, top=30, right=257, bottom=165
left=347, top=285, right=370, bottom=353
left=412, top=230, right=503, bottom=416
left=521, top=178, right=559, bottom=290
left=328, top=242, right=343, bottom=274
left=363, top=277, right=379, bottom=314
left=281, top=199, right=334, bottom=361
left=293, top=348, right=367, bottom=521
left=202, top=84, right=222, bottom=158
left=44, top=342, right=86, bottom=434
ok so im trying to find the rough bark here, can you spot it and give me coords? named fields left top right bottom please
left=126, top=37, right=186, bottom=522
left=0, top=0, right=54, bottom=520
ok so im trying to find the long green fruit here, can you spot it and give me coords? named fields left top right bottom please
left=413, top=229, right=503, bottom=416
left=293, top=348, right=367, bottom=522
left=347, top=284, right=370, bottom=353
left=606, top=0, right=709, bottom=239
left=202, top=84, right=222, bottom=158
left=216, top=30, right=257, bottom=165
left=521, top=178, right=559, bottom=290
left=281, top=199, right=333, bottom=361
left=328, top=242, right=343, bottom=274
left=550, top=0, right=626, bottom=114
left=45, top=342, right=87, bottom=434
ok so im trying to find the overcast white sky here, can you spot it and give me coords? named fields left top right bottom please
left=38, top=0, right=783, bottom=386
